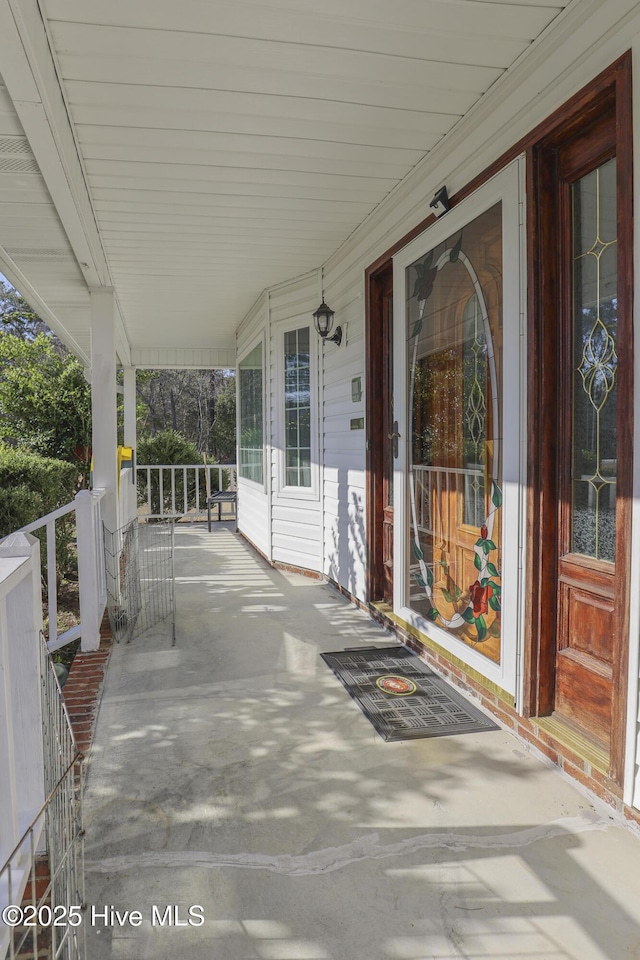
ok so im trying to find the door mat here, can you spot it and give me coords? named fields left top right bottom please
left=320, top=646, right=499, bottom=741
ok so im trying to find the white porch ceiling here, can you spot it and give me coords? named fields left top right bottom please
left=0, top=0, right=571, bottom=365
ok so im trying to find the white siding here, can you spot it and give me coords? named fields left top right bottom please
left=269, top=272, right=323, bottom=572
left=321, top=273, right=367, bottom=600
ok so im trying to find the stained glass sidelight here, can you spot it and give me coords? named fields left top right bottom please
left=571, top=159, right=617, bottom=563
left=405, top=204, right=503, bottom=662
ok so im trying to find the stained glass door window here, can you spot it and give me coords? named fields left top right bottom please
left=405, top=204, right=503, bottom=662
left=570, top=159, right=617, bottom=562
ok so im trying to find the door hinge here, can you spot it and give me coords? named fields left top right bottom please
left=388, top=421, right=400, bottom=459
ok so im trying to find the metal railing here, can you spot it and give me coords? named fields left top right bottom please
left=17, top=489, right=107, bottom=654
left=0, top=636, right=85, bottom=960
left=136, top=463, right=237, bottom=520
left=104, top=519, right=175, bottom=645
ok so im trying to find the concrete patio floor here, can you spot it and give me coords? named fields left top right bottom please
left=83, top=524, right=640, bottom=960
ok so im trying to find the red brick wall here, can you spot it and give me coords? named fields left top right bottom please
left=62, top=627, right=112, bottom=756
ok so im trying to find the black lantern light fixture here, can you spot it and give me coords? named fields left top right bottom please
left=313, top=296, right=342, bottom=346
left=430, top=185, right=451, bottom=218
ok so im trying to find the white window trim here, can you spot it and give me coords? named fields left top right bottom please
left=275, top=318, right=320, bottom=501
left=237, top=332, right=267, bottom=493
left=391, top=158, right=525, bottom=698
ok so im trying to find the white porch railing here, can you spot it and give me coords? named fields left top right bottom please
left=0, top=635, right=85, bottom=960
left=17, top=488, right=108, bottom=654
left=0, top=493, right=107, bottom=960
left=136, top=463, right=237, bottom=520
left=0, top=535, right=47, bottom=958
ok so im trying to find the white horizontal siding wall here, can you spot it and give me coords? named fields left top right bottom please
left=269, top=272, right=322, bottom=572
left=321, top=268, right=366, bottom=601
left=236, top=292, right=269, bottom=559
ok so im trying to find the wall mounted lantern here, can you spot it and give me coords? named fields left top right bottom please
left=430, top=186, right=451, bottom=218
left=313, top=297, right=342, bottom=346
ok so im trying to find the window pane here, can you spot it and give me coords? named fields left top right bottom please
left=405, top=203, right=503, bottom=663
left=571, top=159, right=617, bottom=562
left=284, top=326, right=312, bottom=487
left=238, top=343, right=263, bottom=483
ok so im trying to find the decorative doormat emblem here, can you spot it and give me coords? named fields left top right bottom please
left=375, top=675, right=417, bottom=696
left=320, top=646, right=499, bottom=742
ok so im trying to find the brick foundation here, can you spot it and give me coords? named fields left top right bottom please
left=15, top=857, right=52, bottom=959
left=62, top=616, right=113, bottom=756
left=273, top=561, right=322, bottom=580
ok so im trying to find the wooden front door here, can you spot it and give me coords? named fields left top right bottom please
left=531, top=65, right=633, bottom=777
left=367, top=263, right=394, bottom=604
left=555, top=123, right=619, bottom=747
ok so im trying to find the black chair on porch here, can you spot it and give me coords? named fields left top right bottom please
left=204, top=457, right=237, bottom=533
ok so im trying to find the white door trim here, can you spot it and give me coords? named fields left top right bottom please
left=392, top=158, right=526, bottom=696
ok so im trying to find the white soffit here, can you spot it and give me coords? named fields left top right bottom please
left=5, top=0, right=572, bottom=360
left=0, top=75, right=91, bottom=362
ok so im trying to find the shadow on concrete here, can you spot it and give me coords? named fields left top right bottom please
left=81, top=526, right=640, bottom=960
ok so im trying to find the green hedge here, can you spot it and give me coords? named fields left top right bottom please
left=0, top=445, right=78, bottom=538
left=137, top=429, right=199, bottom=466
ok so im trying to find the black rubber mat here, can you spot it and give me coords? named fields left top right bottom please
left=320, top=645, right=499, bottom=741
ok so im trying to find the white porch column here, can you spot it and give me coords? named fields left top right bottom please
left=0, top=533, right=45, bottom=866
left=123, top=366, right=137, bottom=451
left=122, top=366, right=137, bottom=524
left=90, top=287, right=118, bottom=534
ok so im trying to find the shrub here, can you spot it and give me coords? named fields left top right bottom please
left=0, top=445, right=78, bottom=537
left=0, top=446, right=79, bottom=582
left=137, top=429, right=199, bottom=466
left=0, top=482, right=44, bottom=536
left=136, top=429, right=202, bottom=515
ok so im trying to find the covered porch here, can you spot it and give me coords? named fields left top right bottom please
left=4, top=4, right=640, bottom=954
left=82, top=523, right=640, bottom=960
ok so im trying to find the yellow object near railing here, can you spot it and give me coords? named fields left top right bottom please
left=117, top=445, right=133, bottom=491
left=89, top=446, right=134, bottom=491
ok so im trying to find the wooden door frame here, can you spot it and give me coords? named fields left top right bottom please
left=523, top=55, right=633, bottom=786
left=365, top=260, right=393, bottom=602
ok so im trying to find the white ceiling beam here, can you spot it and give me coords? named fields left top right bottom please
left=0, top=0, right=131, bottom=365
left=130, top=347, right=236, bottom=370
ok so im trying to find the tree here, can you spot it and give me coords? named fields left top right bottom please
left=0, top=332, right=92, bottom=466
left=0, top=276, right=236, bottom=468
left=0, top=278, right=52, bottom=340
left=136, top=368, right=236, bottom=459
left=210, top=373, right=236, bottom=462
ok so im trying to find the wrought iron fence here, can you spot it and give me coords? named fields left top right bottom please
left=103, top=519, right=175, bottom=645
left=0, top=635, right=85, bottom=960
